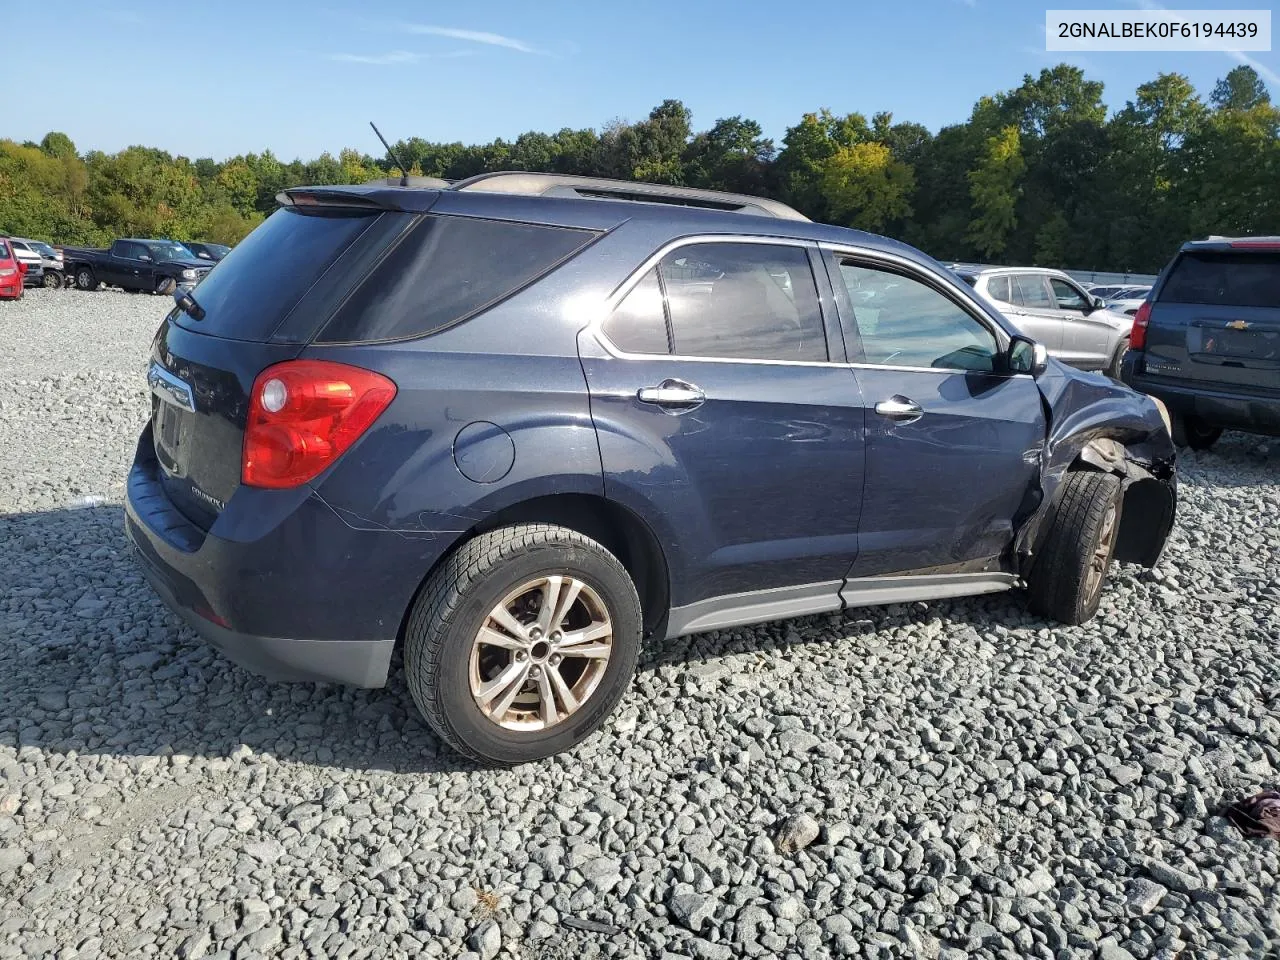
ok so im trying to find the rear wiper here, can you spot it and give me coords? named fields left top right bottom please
left=173, top=289, right=206, bottom=321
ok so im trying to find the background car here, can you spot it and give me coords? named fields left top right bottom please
left=183, top=241, right=231, bottom=263
left=1122, top=235, right=1280, bottom=449
left=12, top=238, right=66, bottom=288
left=0, top=238, right=28, bottom=299
left=949, top=264, right=1133, bottom=376
left=6, top=238, right=45, bottom=287
left=1103, top=285, right=1152, bottom=316
left=63, top=238, right=212, bottom=293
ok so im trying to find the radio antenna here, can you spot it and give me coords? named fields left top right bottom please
left=370, top=121, right=410, bottom=186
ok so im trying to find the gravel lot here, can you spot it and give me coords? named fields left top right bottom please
left=1, top=288, right=1277, bottom=960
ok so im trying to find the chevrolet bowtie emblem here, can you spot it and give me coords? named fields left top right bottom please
left=1226, top=320, right=1250, bottom=331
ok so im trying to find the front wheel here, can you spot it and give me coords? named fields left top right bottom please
left=404, top=524, right=642, bottom=765
left=1106, top=337, right=1129, bottom=379
left=1026, top=468, right=1123, bottom=625
left=43, top=272, right=63, bottom=290
left=74, top=267, right=97, bottom=291
left=155, top=276, right=177, bottom=295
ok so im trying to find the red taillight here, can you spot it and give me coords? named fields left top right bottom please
left=1230, top=240, right=1280, bottom=250
left=16, top=262, right=27, bottom=275
left=1130, top=300, right=1151, bottom=351
left=242, top=360, right=397, bottom=489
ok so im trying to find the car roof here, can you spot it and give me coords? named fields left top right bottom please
left=1182, top=235, right=1280, bottom=251
left=278, top=178, right=933, bottom=266
left=945, top=262, right=1072, bottom=280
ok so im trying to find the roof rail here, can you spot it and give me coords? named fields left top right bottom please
left=449, top=172, right=810, bottom=222
left=365, top=174, right=451, bottom=189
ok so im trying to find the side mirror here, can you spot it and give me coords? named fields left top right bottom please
left=1007, top=336, right=1048, bottom=377
left=1085, top=295, right=1106, bottom=312
left=139, top=254, right=153, bottom=262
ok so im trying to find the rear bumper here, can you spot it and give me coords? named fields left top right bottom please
left=129, top=538, right=393, bottom=686
left=123, top=427, right=445, bottom=686
left=1123, top=353, right=1280, bottom=437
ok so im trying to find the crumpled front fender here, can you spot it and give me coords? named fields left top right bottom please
left=1015, top=363, right=1177, bottom=573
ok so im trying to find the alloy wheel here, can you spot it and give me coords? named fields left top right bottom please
left=469, top=575, right=613, bottom=731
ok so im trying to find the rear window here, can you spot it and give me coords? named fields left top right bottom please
left=172, top=208, right=382, bottom=340
left=1160, top=251, right=1280, bottom=308
left=317, top=215, right=598, bottom=343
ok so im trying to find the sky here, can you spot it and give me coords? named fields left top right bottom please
left=10, top=0, right=1279, bottom=162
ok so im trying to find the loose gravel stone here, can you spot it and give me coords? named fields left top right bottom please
left=0, top=290, right=1277, bottom=958
left=773, top=813, right=820, bottom=854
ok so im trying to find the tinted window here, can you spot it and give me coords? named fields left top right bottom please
left=0, top=240, right=9, bottom=257
left=171, top=207, right=382, bottom=340
left=1160, top=252, right=1280, bottom=308
left=319, top=215, right=596, bottom=343
left=1049, top=277, right=1088, bottom=311
left=604, top=268, right=670, bottom=354
left=834, top=261, right=998, bottom=371
left=660, top=243, right=826, bottom=362
left=986, top=275, right=1012, bottom=302
left=1014, top=274, right=1053, bottom=308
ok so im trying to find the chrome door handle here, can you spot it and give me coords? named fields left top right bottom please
left=638, top=379, right=705, bottom=411
left=874, top=396, right=924, bottom=423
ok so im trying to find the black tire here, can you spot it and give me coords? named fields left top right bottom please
left=74, top=267, right=97, bottom=291
left=1170, top=414, right=1222, bottom=451
left=43, top=271, right=62, bottom=290
left=155, top=276, right=177, bottom=295
left=1106, top=337, right=1129, bottom=379
left=404, top=523, right=642, bottom=765
left=1027, top=468, right=1123, bottom=625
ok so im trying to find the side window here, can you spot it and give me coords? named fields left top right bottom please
left=603, top=268, right=669, bottom=354
left=660, top=243, right=827, bottom=362
left=317, top=214, right=598, bottom=343
left=832, top=260, right=999, bottom=372
left=1014, top=274, right=1053, bottom=309
left=1049, top=277, right=1088, bottom=311
left=986, top=275, right=1012, bottom=303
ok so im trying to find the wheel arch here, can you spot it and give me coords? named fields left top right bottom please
left=394, top=492, right=671, bottom=652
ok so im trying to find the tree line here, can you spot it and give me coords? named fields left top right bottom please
left=0, top=64, right=1275, bottom=273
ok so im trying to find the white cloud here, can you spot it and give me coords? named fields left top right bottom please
left=330, top=50, right=421, bottom=65
left=1224, top=50, right=1280, bottom=87
left=399, top=24, right=539, bottom=54
left=1131, top=0, right=1279, bottom=87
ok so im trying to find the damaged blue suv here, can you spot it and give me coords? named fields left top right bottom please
left=125, top=173, right=1177, bottom=764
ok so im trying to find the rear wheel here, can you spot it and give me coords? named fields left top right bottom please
left=1027, top=468, right=1123, bottom=625
left=404, top=523, right=642, bottom=765
left=1170, top=414, right=1222, bottom=451
left=74, top=267, right=97, bottom=291
left=1106, top=337, right=1129, bottom=379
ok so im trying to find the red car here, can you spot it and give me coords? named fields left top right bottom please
left=0, top=238, right=27, bottom=300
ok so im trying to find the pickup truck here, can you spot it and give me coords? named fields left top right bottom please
left=64, top=239, right=213, bottom=294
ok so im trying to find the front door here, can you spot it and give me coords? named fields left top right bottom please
left=1049, top=276, right=1114, bottom=369
left=823, top=251, right=1046, bottom=578
left=580, top=239, right=866, bottom=609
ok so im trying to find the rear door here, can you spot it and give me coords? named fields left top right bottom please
left=1049, top=276, right=1112, bottom=369
left=580, top=238, right=866, bottom=608
left=823, top=251, right=1045, bottom=578
left=1005, top=273, right=1064, bottom=353
left=106, top=241, right=143, bottom=287
left=147, top=204, right=407, bottom=528
left=1147, top=247, right=1280, bottom=392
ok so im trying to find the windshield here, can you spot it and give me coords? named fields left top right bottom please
left=206, top=243, right=231, bottom=257
left=144, top=241, right=196, bottom=261
left=31, top=242, right=57, bottom=257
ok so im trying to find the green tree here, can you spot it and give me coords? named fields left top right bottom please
left=820, top=141, right=914, bottom=231
left=966, top=126, right=1024, bottom=258
left=1211, top=65, right=1271, bottom=111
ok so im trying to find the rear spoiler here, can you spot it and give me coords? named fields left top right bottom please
left=274, top=188, right=421, bottom=211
